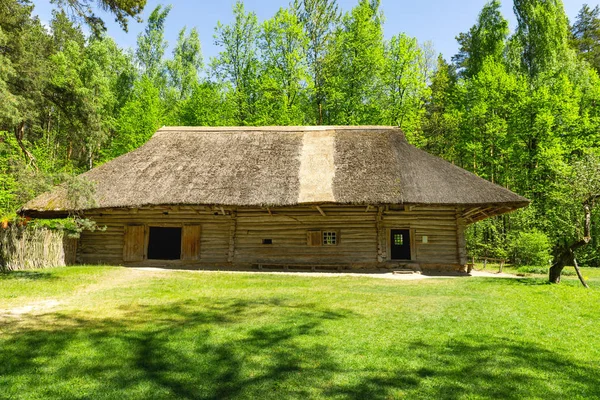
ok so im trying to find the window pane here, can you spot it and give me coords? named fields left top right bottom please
left=323, top=231, right=337, bottom=245
left=394, top=234, right=403, bottom=245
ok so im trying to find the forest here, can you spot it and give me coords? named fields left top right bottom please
left=1, top=0, right=599, bottom=269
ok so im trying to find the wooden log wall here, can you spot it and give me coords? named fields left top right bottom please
left=235, top=206, right=378, bottom=264
left=78, top=207, right=231, bottom=265
left=76, top=204, right=463, bottom=269
left=382, top=206, right=461, bottom=266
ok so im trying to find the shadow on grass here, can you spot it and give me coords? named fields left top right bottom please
left=0, top=270, right=56, bottom=280
left=1, top=298, right=598, bottom=399
left=0, top=297, right=347, bottom=399
left=327, top=337, right=600, bottom=399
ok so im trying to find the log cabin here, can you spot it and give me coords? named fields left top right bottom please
left=21, top=126, right=529, bottom=272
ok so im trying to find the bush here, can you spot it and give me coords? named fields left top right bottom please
left=516, top=266, right=548, bottom=274
left=511, top=230, right=552, bottom=267
left=516, top=266, right=576, bottom=276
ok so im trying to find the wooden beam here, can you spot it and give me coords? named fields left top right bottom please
left=462, top=207, right=482, bottom=219
left=267, top=207, right=273, bottom=216
left=315, top=206, right=327, bottom=217
left=227, top=210, right=237, bottom=263
left=220, top=207, right=226, bottom=216
left=365, top=205, right=371, bottom=213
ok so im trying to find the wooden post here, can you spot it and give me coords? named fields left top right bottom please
left=456, top=213, right=467, bottom=266
left=227, top=210, right=237, bottom=263
left=376, top=206, right=384, bottom=262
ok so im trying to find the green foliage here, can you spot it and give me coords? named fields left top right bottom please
left=104, top=76, right=162, bottom=159
left=513, top=0, right=571, bottom=78
left=51, top=0, right=146, bottom=35
left=136, top=4, right=171, bottom=90
left=211, top=1, right=260, bottom=125
left=293, top=0, right=340, bottom=124
left=511, top=230, right=552, bottom=267
left=571, top=4, right=600, bottom=74
left=257, top=7, right=308, bottom=125
left=166, top=27, right=203, bottom=103
left=453, top=0, right=509, bottom=78
left=381, top=34, right=430, bottom=143
left=516, top=265, right=550, bottom=274
left=30, top=216, right=104, bottom=238
left=326, top=0, right=384, bottom=125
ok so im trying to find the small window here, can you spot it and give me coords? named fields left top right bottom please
left=323, top=231, right=337, bottom=245
left=422, top=235, right=428, bottom=244
left=389, top=205, right=405, bottom=211
left=394, top=233, right=403, bottom=246
left=262, top=239, right=272, bottom=245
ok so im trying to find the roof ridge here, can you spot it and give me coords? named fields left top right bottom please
left=157, top=126, right=399, bottom=132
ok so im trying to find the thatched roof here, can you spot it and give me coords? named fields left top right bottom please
left=21, top=126, right=529, bottom=216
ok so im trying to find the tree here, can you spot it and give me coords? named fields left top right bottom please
left=167, top=27, right=203, bottom=102
left=178, top=82, right=234, bottom=126
left=136, top=4, right=171, bottom=90
left=0, top=0, right=54, bottom=169
left=423, top=55, right=458, bottom=157
left=513, top=0, right=571, bottom=78
left=211, top=1, right=260, bottom=125
left=105, top=76, right=162, bottom=159
left=453, top=0, right=508, bottom=78
left=50, top=0, right=146, bottom=35
left=326, top=0, right=384, bottom=125
left=380, top=34, right=429, bottom=142
left=293, top=0, right=340, bottom=124
left=257, top=7, right=308, bottom=125
left=571, top=4, right=600, bottom=74
left=548, top=153, right=600, bottom=285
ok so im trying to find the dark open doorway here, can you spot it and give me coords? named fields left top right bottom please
left=391, top=229, right=411, bottom=260
left=148, top=227, right=182, bottom=260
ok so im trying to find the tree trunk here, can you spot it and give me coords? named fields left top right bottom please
left=14, top=122, right=38, bottom=171
left=549, top=262, right=564, bottom=284
left=573, top=257, right=589, bottom=289
left=549, top=203, right=593, bottom=286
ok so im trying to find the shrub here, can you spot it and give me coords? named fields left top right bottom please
left=511, top=230, right=552, bottom=267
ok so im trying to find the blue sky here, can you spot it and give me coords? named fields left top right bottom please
left=32, top=0, right=593, bottom=62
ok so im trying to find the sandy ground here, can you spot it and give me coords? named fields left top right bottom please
left=1, top=299, right=61, bottom=317
left=133, top=267, right=520, bottom=280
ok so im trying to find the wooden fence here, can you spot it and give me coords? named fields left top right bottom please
left=0, top=225, right=77, bottom=271
left=468, top=256, right=507, bottom=272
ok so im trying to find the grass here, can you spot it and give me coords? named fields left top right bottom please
left=473, top=262, right=600, bottom=280
left=1, top=267, right=600, bottom=399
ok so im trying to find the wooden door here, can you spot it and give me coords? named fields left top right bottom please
left=390, top=229, right=411, bottom=260
left=123, top=225, right=145, bottom=262
left=181, top=225, right=201, bottom=260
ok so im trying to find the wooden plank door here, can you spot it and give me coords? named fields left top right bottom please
left=181, top=225, right=202, bottom=260
left=123, top=225, right=145, bottom=262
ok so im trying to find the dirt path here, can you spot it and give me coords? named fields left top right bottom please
left=1, top=299, right=62, bottom=317
left=133, top=267, right=520, bottom=280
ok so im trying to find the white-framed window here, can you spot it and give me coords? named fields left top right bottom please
left=307, top=230, right=339, bottom=246
left=322, top=231, right=337, bottom=245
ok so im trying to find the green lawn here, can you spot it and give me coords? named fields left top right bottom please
left=1, top=267, right=600, bottom=399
